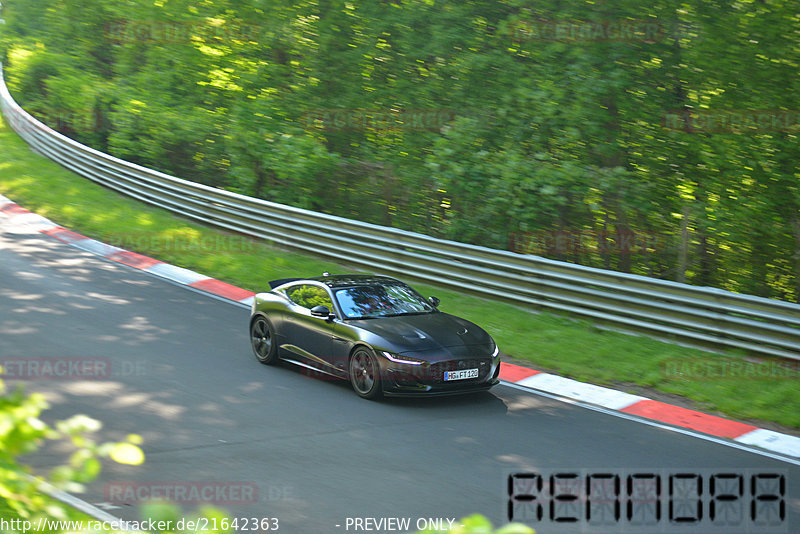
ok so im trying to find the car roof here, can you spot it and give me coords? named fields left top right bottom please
left=268, top=274, right=405, bottom=290
left=309, top=274, right=402, bottom=289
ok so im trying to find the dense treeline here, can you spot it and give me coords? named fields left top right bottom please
left=1, top=0, right=798, bottom=301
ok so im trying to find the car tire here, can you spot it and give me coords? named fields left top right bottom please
left=250, top=315, right=278, bottom=365
left=349, top=347, right=382, bottom=400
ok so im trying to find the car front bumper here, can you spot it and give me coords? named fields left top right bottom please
left=382, top=378, right=500, bottom=397
left=381, top=359, right=501, bottom=397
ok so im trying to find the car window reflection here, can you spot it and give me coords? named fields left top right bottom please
left=335, top=284, right=433, bottom=319
left=286, top=284, right=334, bottom=310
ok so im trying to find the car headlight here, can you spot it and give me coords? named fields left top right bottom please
left=382, top=351, right=425, bottom=366
left=491, top=343, right=499, bottom=358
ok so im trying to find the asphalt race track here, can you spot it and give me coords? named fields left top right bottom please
left=1, top=215, right=798, bottom=534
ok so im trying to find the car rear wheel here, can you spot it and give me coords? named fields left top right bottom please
left=251, top=316, right=278, bottom=365
left=349, top=348, right=382, bottom=399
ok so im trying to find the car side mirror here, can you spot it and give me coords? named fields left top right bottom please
left=310, top=305, right=334, bottom=320
left=428, top=296, right=440, bottom=308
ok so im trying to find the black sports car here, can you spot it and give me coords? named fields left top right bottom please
left=249, top=274, right=500, bottom=399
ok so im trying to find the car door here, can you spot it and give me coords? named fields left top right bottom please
left=281, top=283, right=337, bottom=373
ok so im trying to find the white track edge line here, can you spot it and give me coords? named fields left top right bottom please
left=53, top=236, right=252, bottom=309
left=7, top=197, right=796, bottom=465
left=33, top=477, right=142, bottom=532
left=499, top=380, right=800, bottom=466
left=53, top=227, right=800, bottom=466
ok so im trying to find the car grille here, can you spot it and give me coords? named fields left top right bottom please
left=427, top=358, right=491, bottom=384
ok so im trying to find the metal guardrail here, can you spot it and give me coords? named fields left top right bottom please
left=2, top=64, right=799, bottom=361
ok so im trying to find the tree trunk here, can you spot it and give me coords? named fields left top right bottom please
left=677, top=205, right=690, bottom=283
left=792, top=216, right=800, bottom=302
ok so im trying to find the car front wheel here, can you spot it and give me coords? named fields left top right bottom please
left=250, top=316, right=278, bottom=365
left=349, top=348, right=382, bottom=400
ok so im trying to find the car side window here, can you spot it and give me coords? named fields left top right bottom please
left=286, top=284, right=334, bottom=311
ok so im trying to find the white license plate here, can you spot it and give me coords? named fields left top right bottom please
left=444, top=368, right=479, bottom=381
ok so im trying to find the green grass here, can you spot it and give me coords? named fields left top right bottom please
left=1, top=113, right=798, bottom=431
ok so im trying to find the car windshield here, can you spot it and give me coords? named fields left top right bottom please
left=334, top=284, right=435, bottom=319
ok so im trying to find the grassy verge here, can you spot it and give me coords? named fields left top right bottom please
left=1, top=113, right=797, bottom=431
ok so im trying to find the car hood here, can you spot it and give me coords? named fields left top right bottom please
left=348, top=312, right=493, bottom=354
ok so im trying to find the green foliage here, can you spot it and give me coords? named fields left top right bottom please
left=0, top=0, right=800, bottom=301
left=0, top=376, right=143, bottom=526
left=2, top=0, right=798, bottom=300
left=286, top=284, right=334, bottom=309
left=416, top=515, right=534, bottom=534
left=0, top=369, right=267, bottom=532
left=135, top=502, right=240, bottom=534
left=2, top=109, right=797, bottom=430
